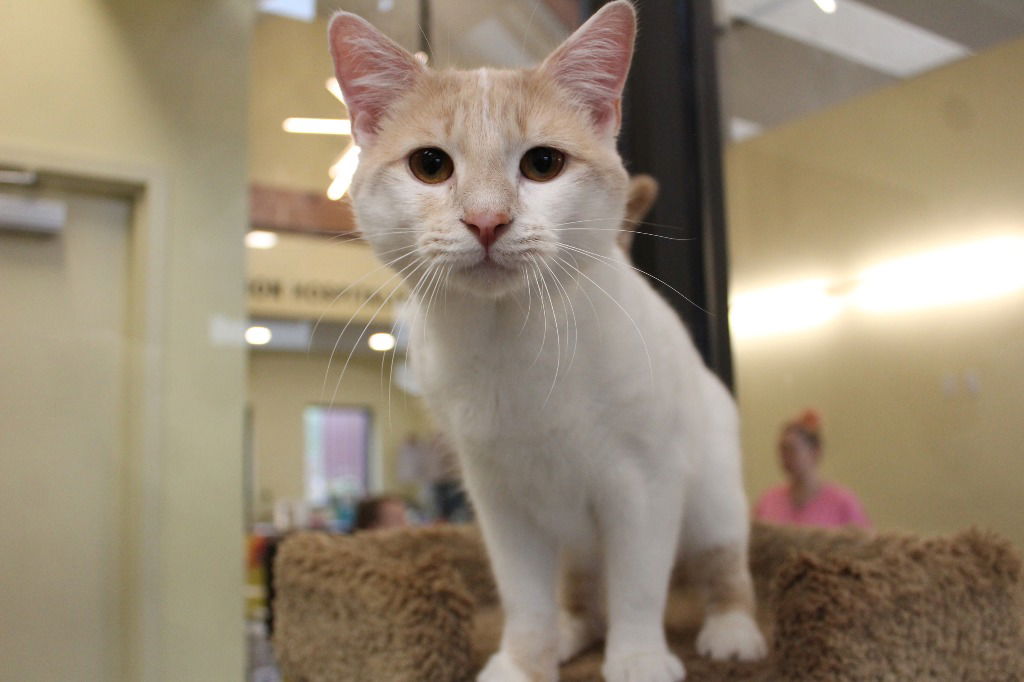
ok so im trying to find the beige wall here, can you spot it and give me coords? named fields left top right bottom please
left=247, top=350, right=435, bottom=518
left=248, top=232, right=404, bottom=324
left=727, top=39, right=1024, bottom=549
left=0, top=2, right=250, bottom=680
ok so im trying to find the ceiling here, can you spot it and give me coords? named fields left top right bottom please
left=717, top=0, right=1024, bottom=139
left=256, top=0, right=1024, bottom=147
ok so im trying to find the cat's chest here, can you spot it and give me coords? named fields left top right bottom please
left=413, top=307, right=591, bottom=441
left=419, top=343, right=568, bottom=440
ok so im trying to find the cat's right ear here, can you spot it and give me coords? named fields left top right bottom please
left=328, top=11, right=425, bottom=146
left=540, top=0, right=637, bottom=137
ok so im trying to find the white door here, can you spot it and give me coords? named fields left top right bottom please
left=0, top=182, right=132, bottom=681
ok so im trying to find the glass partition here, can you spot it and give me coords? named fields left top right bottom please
left=718, top=0, right=1024, bottom=544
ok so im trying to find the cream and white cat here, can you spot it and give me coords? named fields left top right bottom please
left=328, top=3, right=766, bottom=681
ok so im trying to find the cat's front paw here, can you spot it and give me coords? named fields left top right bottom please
left=696, top=610, right=767, bottom=662
left=602, top=649, right=685, bottom=682
left=478, top=649, right=552, bottom=682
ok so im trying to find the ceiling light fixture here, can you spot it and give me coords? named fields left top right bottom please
left=730, top=0, right=969, bottom=78
left=730, top=234, right=1024, bottom=339
left=245, top=326, right=273, bottom=346
left=730, top=279, right=841, bottom=340
left=245, top=230, right=279, bottom=249
left=368, top=332, right=396, bottom=352
left=282, top=117, right=351, bottom=135
left=850, top=236, right=1024, bottom=313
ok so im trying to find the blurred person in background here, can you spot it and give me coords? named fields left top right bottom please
left=754, top=409, right=870, bottom=529
left=354, top=494, right=410, bottom=531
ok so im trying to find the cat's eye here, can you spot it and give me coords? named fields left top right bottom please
left=408, top=147, right=454, bottom=184
left=519, top=147, right=566, bottom=182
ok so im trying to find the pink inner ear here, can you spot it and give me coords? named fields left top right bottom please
left=541, top=2, right=636, bottom=133
left=328, top=12, right=423, bottom=144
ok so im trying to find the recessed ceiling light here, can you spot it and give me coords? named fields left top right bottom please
left=245, top=326, right=273, bottom=346
left=368, top=332, right=396, bottom=352
left=813, top=0, right=836, bottom=14
left=245, top=230, right=278, bottom=249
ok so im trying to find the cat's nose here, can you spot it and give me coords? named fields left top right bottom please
left=461, top=212, right=511, bottom=251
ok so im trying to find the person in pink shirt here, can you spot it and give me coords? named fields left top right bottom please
left=753, top=409, right=870, bottom=529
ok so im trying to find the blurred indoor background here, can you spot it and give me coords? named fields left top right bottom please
left=1, top=1, right=1022, bottom=680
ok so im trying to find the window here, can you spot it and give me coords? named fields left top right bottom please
left=303, top=405, right=371, bottom=505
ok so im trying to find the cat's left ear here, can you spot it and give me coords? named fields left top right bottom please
left=540, top=0, right=636, bottom=137
left=328, top=11, right=425, bottom=146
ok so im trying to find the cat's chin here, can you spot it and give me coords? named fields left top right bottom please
left=446, top=260, right=526, bottom=299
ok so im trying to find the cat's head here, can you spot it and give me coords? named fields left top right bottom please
left=328, top=1, right=636, bottom=299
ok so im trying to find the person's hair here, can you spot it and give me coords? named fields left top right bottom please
left=783, top=409, right=823, bottom=451
left=354, top=494, right=405, bottom=531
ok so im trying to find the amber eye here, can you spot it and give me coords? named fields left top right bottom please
left=519, top=147, right=566, bottom=182
left=408, top=147, right=454, bottom=184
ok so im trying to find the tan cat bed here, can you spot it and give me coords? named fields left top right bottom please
left=272, top=523, right=1024, bottom=681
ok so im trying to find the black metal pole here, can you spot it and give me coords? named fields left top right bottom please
left=589, top=0, right=734, bottom=389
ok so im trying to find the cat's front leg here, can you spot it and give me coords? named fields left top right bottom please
left=472, top=488, right=561, bottom=682
left=598, top=476, right=686, bottom=682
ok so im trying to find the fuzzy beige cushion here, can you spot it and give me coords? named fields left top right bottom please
left=272, top=523, right=1024, bottom=681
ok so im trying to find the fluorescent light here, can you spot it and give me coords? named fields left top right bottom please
left=245, top=230, right=278, bottom=249
left=282, top=117, right=352, bottom=135
left=850, top=236, right=1024, bottom=313
left=245, top=326, right=273, bottom=346
left=730, top=117, right=764, bottom=142
left=258, top=0, right=315, bottom=21
left=368, top=332, right=396, bottom=352
left=730, top=279, right=841, bottom=339
left=326, top=77, right=345, bottom=104
left=327, top=145, right=360, bottom=200
left=813, top=0, right=836, bottom=14
left=726, top=0, right=970, bottom=78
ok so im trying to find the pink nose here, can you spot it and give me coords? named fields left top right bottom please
left=462, top=212, right=511, bottom=251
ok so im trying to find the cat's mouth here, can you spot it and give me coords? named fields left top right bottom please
left=462, top=256, right=517, bottom=276
left=446, top=253, right=527, bottom=297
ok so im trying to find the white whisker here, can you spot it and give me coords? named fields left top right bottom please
left=320, top=257, right=421, bottom=400
left=527, top=257, right=549, bottom=369
left=538, top=255, right=579, bottom=372
left=558, top=226, right=695, bottom=242
left=554, top=251, right=655, bottom=383
left=560, top=242, right=709, bottom=315
left=386, top=261, right=436, bottom=426
left=552, top=252, right=599, bottom=321
left=517, top=262, right=535, bottom=337
left=326, top=258, right=428, bottom=407
left=535, top=258, right=562, bottom=406
left=308, top=244, right=418, bottom=352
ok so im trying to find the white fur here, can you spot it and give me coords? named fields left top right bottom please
left=333, top=3, right=762, bottom=680
left=696, top=610, right=768, bottom=662
left=356, top=152, right=757, bottom=681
